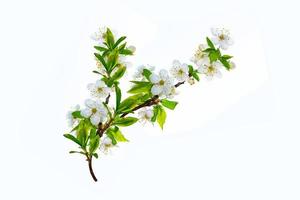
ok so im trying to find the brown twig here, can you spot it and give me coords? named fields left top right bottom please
left=86, top=155, right=97, bottom=182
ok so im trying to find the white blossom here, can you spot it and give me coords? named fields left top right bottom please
left=66, top=105, right=80, bottom=127
left=100, top=136, right=114, bottom=154
left=138, top=108, right=154, bottom=123
left=170, top=60, right=189, bottom=82
left=87, top=80, right=111, bottom=99
left=190, top=44, right=210, bottom=66
left=198, top=61, right=223, bottom=80
left=150, top=69, right=175, bottom=98
left=187, top=77, right=195, bottom=85
left=81, top=99, right=107, bottom=126
left=91, top=27, right=108, bottom=45
left=127, top=45, right=136, bottom=54
left=211, top=28, right=233, bottom=50
left=133, top=65, right=155, bottom=80
left=119, top=55, right=132, bottom=68
left=229, top=61, right=236, bottom=70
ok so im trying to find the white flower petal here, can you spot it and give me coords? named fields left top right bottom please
left=150, top=74, right=160, bottom=84
left=90, top=113, right=101, bottom=126
left=81, top=108, right=92, bottom=118
left=85, top=99, right=96, bottom=108
left=151, top=85, right=163, bottom=95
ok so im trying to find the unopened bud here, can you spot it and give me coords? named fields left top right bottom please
left=188, top=77, right=195, bottom=85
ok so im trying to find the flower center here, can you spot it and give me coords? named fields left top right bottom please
left=159, top=80, right=165, bottom=85
left=91, top=108, right=97, bottom=114
left=219, top=34, right=225, bottom=41
left=97, top=87, right=103, bottom=93
left=207, top=66, right=215, bottom=74
left=178, top=69, right=184, bottom=75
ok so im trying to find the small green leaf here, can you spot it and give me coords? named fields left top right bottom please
left=94, top=53, right=108, bottom=70
left=142, top=69, right=152, bottom=81
left=206, top=37, right=215, bottom=49
left=115, top=84, right=121, bottom=111
left=107, top=50, right=119, bottom=72
left=89, top=135, right=100, bottom=154
left=106, top=130, right=117, bottom=145
left=113, top=36, right=126, bottom=49
left=188, top=65, right=194, bottom=75
left=222, top=55, right=233, bottom=60
left=219, top=57, right=230, bottom=70
left=93, top=153, right=99, bottom=158
left=106, top=28, right=115, bottom=49
left=119, top=48, right=133, bottom=55
left=72, top=111, right=83, bottom=119
left=64, top=134, right=82, bottom=146
left=192, top=72, right=200, bottom=81
left=111, top=66, right=126, bottom=82
left=209, top=51, right=219, bottom=62
left=156, top=106, right=167, bottom=129
left=151, top=105, right=159, bottom=122
left=111, top=127, right=129, bottom=142
left=94, top=46, right=108, bottom=52
left=118, top=94, right=145, bottom=113
left=128, top=81, right=152, bottom=94
left=161, top=99, right=178, bottom=110
left=113, top=117, right=138, bottom=127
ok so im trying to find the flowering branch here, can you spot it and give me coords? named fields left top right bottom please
left=64, top=27, right=236, bottom=182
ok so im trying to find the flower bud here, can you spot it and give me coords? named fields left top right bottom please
left=188, top=77, right=195, bottom=85
left=128, top=45, right=136, bottom=54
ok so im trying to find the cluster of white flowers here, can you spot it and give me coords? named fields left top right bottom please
left=190, top=27, right=235, bottom=80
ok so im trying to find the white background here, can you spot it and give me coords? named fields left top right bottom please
left=0, top=0, right=299, bottom=199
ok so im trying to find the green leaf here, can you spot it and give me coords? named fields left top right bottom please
left=219, top=57, right=230, bottom=70
left=118, top=94, right=145, bottom=113
left=64, top=134, right=82, bottom=146
left=111, top=127, right=129, bottom=142
left=93, top=153, right=99, bottom=158
left=94, top=53, right=108, bottom=70
left=128, top=81, right=152, bottom=94
left=92, top=70, right=104, bottom=75
left=94, top=46, right=108, bottom=52
left=222, top=55, right=233, bottom=60
left=72, top=111, right=83, bottom=119
left=69, top=151, right=85, bottom=155
left=89, top=135, right=100, bottom=154
left=209, top=51, right=219, bottom=62
left=113, top=117, right=138, bottom=127
left=142, top=69, right=152, bottom=81
left=106, top=130, right=117, bottom=145
left=161, top=99, right=178, bottom=110
left=111, top=66, right=126, bottom=82
left=115, top=84, right=121, bottom=111
left=119, top=48, right=133, bottom=55
left=192, top=72, right=200, bottom=81
left=151, top=105, right=159, bottom=122
left=206, top=37, right=215, bottom=49
left=113, top=36, right=126, bottom=49
left=156, top=105, right=167, bottom=129
left=107, top=50, right=119, bottom=72
left=106, top=28, right=115, bottom=49
left=188, top=65, right=194, bottom=75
